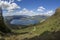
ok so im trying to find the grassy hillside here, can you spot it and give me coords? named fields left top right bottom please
left=0, top=8, right=60, bottom=40
left=23, top=8, right=60, bottom=40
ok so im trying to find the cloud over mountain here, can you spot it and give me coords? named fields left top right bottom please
left=37, top=6, right=46, bottom=12
left=1, top=0, right=54, bottom=16
left=0, top=0, right=20, bottom=12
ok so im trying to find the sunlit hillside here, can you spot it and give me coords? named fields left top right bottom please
left=23, top=8, right=60, bottom=40
left=0, top=7, right=60, bottom=40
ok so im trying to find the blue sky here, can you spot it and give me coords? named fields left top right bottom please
left=15, top=0, right=60, bottom=10
left=0, top=0, right=60, bottom=16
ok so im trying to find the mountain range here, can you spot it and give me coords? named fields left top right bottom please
left=4, top=15, right=48, bottom=29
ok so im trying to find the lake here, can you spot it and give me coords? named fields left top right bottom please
left=10, top=19, right=39, bottom=26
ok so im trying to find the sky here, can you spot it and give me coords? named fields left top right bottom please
left=0, top=0, right=60, bottom=16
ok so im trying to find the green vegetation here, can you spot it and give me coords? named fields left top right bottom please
left=23, top=8, right=60, bottom=40
left=0, top=7, right=11, bottom=34
left=0, top=8, right=60, bottom=40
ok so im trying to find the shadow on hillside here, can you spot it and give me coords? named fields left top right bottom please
left=9, top=23, right=40, bottom=30
left=0, top=32, right=29, bottom=37
left=11, top=32, right=29, bottom=35
left=23, top=31, right=60, bottom=40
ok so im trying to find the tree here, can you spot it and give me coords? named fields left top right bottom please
left=0, top=7, right=11, bottom=34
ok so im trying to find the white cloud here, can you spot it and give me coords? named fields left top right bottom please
left=3, top=8, right=36, bottom=16
left=37, top=6, right=54, bottom=16
left=17, top=0, right=21, bottom=1
left=1, top=0, right=54, bottom=16
left=0, top=0, right=20, bottom=12
left=4, top=8, right=54, bottom=16
left=45, top=10, right=54, bottom=16
left=37, top=6, right=46, bottom=12
left=38, top=10, right=54, bottom=16
left=7, top=3, right=20, bottom=12
left=9, top=0, right=14, bottom=3
left=17, top=8, right=37, bottom=16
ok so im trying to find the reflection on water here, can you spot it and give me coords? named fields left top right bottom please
left=10, top=19, right=39, bottom=25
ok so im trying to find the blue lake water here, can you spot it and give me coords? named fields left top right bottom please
left=10, top=19, right=39, bottom=25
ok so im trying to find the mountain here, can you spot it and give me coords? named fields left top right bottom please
left=4, top=15, right=31, bottom=29
left=4, top=15, right=30, bottom=21
left=4, top=15, right=47, bottom=25
left=32, top=15, right=48, bottom=21
left=3, top=15, right=48, bottom=29
left=23, top=8, right=60, bottom=40
left=0, top=8, right=60, bottom=40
